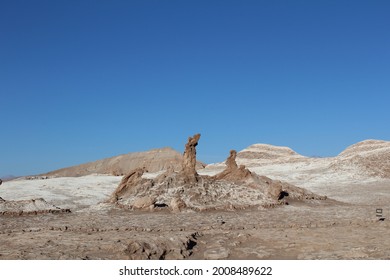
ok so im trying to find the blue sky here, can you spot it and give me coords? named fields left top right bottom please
left=1, top=0, right=389, bottom=176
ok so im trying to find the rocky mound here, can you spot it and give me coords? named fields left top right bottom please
left=43, top=147, right=205, bottom=177
left=109, top=134, right=326, bottom=211
left=331, top=140, right=390, bottom=178
left=0, top=197, right=70, bottom=216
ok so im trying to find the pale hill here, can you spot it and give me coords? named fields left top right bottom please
left=238, top=143, right=302, bottom=160
left=200, top=139, right=390, bottom=196
left=338, top=140, right=389, bottom=156
left=331, top=140, right=390, bottom=178
left=237, top=143, right=306, bottom=166
left=43, top=147, right=205, bottom=178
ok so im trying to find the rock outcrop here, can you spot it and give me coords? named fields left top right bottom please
left=109, top=168, right=148, bottom=203
left=109, top=134, right=326, bottom=211
left=214, top=150, right=251, bottom=181
left=182, top=133, right=201, bottom=183
left=124, top=232, right=199, bottom=260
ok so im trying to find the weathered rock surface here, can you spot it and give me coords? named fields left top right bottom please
left=170, top=197, right=186, bottom=213
left=109, top=168, right=149, bottom=203
left=182, top=133, right=201, bottom=183
left=110, top=134, right=326, bottom=211
left=214, top=150, right=252, bottom=181
left=124, top=233, right=199, bottom=260
left=132, top=196, right=156, bottom=210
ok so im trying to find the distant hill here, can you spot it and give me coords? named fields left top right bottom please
left=330, top=140, right=390, bottom=178
left=42, top=147, right=205, bottom=178
left=201, top=139, right=390, bottom=188
left=237, top=139, right=390, bottom=179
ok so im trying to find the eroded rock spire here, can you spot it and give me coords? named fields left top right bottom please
left=214, top=149, right=251, bottom=181
left=182, top=133, right=201, bottom=182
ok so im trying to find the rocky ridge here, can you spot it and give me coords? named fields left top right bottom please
left=109, top=134, right=326, bottom=211
left=202, top=139, right=390, bottom=189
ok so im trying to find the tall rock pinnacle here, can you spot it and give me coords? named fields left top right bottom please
left=182, top=133, right=201, bottom=182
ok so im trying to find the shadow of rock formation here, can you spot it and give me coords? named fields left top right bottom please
left=109, top=134, right=326, bottom=212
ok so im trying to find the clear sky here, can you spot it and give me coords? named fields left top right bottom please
left=1, top=0, right=389, bottom=176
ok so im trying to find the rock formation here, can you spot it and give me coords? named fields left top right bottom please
left=109, top=134, right=326, bottom=211
left=214, top=150, right=251, bottom=181
left=109, top=168, right=148, bottom=203
left=0, top=179, right=2, bottom=186
left=182, top=133, right=201, bottom=183
left=124, top=233, right=199, bottom=260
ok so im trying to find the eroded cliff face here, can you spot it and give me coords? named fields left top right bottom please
left=110, top=134, right=326, bottom=212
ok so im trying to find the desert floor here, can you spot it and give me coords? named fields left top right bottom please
left=1, top=175, right=389, bottom=260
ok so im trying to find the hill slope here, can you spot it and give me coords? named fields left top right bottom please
left=43, top=147, right=204, bottom=177
left=201, top=139, right=390, bottom=190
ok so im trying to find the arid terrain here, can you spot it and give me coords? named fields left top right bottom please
left=1, top=137, right=389, bottom=260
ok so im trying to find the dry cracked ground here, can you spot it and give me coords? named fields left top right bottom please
left=1, top=194, right=389, bottom=260
left=1, top=178, right=390, bottom=260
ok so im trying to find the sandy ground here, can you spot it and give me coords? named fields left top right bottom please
left=1, top=174, right=390, bottom=259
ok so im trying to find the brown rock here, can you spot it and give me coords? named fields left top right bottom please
left=266, top=181, right=283, bottom=200
left=226, top=150, right=238, bottom=170
left=109, top=167, right=147, bottom=203
left=109, top=134, right=326, bottom=211
left=182, top=133, right=201, bottom=183
left=132, top=196, right=156, bottom=210
left=170, top=197, right=186, bottom=213
left=124, top=234, right=197, bottom=260
left=214, top=150, right=252, bottom=181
